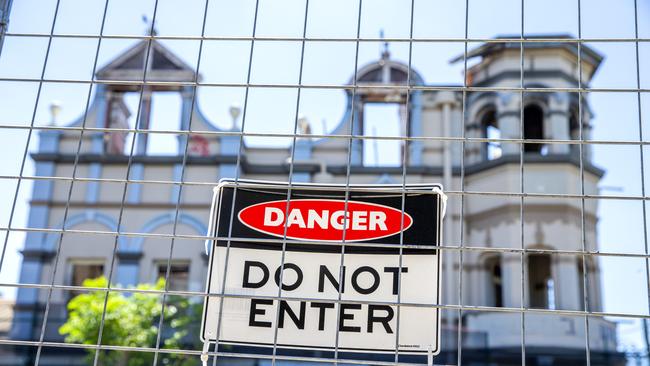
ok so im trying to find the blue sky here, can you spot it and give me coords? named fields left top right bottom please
left=1, top=0, right=650, bottom=355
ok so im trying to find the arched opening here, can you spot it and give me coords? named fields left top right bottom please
left=122, top=91, right=183, bottom=156
left=362, top=102, right=405, bottom=167
left=527, top=254, right=554, bottom=309
left=523, top=105, right=545, bottom=154
left=353, top=53, right=422, bottom=167
left=480, top=108, right=501, bottom=160
left=485, top=256, right=503, bottom=307
left=577, top=256, right=586, bottom=311
left=569, top=108, right=580, bottom=155
left=95, top=40, right=198, bottom=157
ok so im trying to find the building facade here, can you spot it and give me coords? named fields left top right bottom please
left=10, top=35, right=623, bottom=365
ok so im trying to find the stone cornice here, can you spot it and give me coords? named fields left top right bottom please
left=32, top=152, right=605, bottom=178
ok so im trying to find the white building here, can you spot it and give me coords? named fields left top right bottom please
left=10, top=35, right=623, bottom=365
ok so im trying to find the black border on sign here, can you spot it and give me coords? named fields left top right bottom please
left=200, top=179, right=444, bottom=356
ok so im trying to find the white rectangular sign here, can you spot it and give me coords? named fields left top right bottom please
left=201, top=180, right=445, bottom=357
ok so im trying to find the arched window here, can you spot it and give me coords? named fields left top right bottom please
left=354, top=52, right=421, bottom=167
left=480, top=109, right=502, bottom=160
left=523, top=105, right=545, bottom=154
left=527, top=254, right=554, bottom=309
left=577, top=256, right=586, bottom=311
left=485, top=256, right=503, bottom=307
left=569, top=111, right=579, bottom=139
left=569, top=109, right=580, bottom=155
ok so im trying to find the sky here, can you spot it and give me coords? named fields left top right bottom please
left=1, top=0, right=650, bottom=357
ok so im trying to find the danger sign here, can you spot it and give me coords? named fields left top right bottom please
left=201, top=180, right=445, bottom=357
left=238, top=199, right=413, bottom=242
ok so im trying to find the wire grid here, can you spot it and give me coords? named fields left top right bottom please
left=0, top=0, right=647, bottom=365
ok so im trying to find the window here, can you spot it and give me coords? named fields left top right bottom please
left=569, top=110, right=580, bottom=155
left=523, top=105, right=545, bottom=154
left=577, top=257, right=586, bottom=311
left=480, top=109, right=502, bottom=160
left=156, top=262, right=190, bottom=291
left=569, top=111, right=579, bottom=139
left=70, top=262, right=104, bottom=298
left=485, top=256, right=503, bottom=307
left=527, top=254, right=553, bottom=309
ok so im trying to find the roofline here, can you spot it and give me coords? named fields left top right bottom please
left=95, top=39, right=199, bottom=79
left=449, top=34, right=604, bottom=70
left=350, top=58, right=425, bottom=85
left=31, top=151, right=605, bottom=178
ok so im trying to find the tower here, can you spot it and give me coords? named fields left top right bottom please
left=450, top=36, right=617, bottom=364
left=459, top=36, right=604, bottom=311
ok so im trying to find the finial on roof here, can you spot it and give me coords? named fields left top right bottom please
left=229, top=105, right=242, bottom=131
left=380, top=29, right=390, bottom=60
left=49, top=100, right=62, bottom=126
left=142, top=14, right=158, bottom=36
left=297, top=115, right=312, bottom=138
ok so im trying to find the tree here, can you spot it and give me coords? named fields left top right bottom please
left=59, top=276, right=200, bottom=365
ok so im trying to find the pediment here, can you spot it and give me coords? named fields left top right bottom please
left=96, top=40, right=197, bottom=84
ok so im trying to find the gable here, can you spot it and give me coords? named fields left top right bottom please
left=96, top=40, right=196, bottom=82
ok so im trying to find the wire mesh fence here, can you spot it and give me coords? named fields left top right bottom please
left=0, top=0, right=648, bottom=365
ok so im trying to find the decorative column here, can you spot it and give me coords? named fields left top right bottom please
left=547, top=111, right=570, bottom=154
left=462, top=94, right=483, bottom=165
left=164, top=87, right=195, bottom=205
left=115, top=252, right=142, bottom=287
left=86, top=85, right=108, bottom=203
left=497, top=93, right=521, bottom=156
left=582, top=110, right=594, bottom=161
left=408, top=91, right=423, bottom=166
left=218, top=132, right=241, bottom=180
left=349, top=96, right=363, bottom=166
left=547, top=92, right=570, bottom=154
left=177, top=86, right=194, bottom=154
left=135, top=88, right=153, bottom=155
left=501, top=253, right=522, bottom=308
left=554, top=256, right=582, bottom=310
left=292, top=142, right=312, bottom=183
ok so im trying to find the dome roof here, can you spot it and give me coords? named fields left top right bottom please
left=351, top=51, right=424, bottom=86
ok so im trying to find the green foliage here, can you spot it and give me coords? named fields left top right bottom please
left=59, top=276, right=199, bottom=365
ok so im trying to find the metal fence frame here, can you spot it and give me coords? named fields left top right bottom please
left=0, top=0, right=648, bottom=365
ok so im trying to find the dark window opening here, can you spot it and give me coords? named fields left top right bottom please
left=486, top=256, right=503, bottom=307
left=157, top=262, right=190, bottom=291
left=569, top=112, right=579, bottom=138
left=70, top=262, right=104, bottom=299
left=577, top=257, right=586, bottom=311
left=480, top=109, right=501, bottom=160
left=523, top=105, right=545, bottom=154
left=528, top=254, right=553, bottom=309
left=569, top=111, right=580, bottom=155
left=492, top=262, right=503, bottom=307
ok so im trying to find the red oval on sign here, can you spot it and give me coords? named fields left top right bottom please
left=237, top=199, right=412, bottom=242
